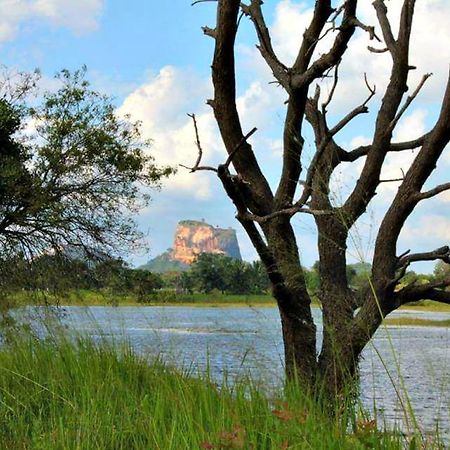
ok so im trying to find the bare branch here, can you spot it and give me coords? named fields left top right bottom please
left=388, top=73, right=432, bottom=133
left=211, top=0, right=274, bottom=213
left=398, top=245, right=450, bottom=268
left=423, top=289, right=450, bottom=305
left=202, top=26, right=216, bottom=38
left=379, top=177, right=404, bottom=184
left=224, top=127, right=257, bottom=168
left=417, top=182, right=450, bottom=201
left=192, top=0, right=217, bottom=5
left=350, top=17, right=381, bottom=42
left=290, top=1, right=357, bottom=89
left=180, top=113, right=218, bottom=173
left=241, top=1, right=289, bottom=88
left=342, top=132, right=430, bottom=162
left=322, top=62, right=340, bottom=114
left=368, top=46, right=389, bottom=53
left=238, top=205, right=333, bottom=224
left=328, top=73, right=376, bottom=137
left=372, top=0, right=396, bottom=54
left=396, top=279, right=450, bottom=306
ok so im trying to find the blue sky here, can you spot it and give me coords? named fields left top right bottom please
left=1, top=0, right=449, bottom=272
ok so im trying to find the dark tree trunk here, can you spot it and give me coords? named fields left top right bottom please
left=196, top=0, right=450, bottom=404
left=262, top=219, right=317, bottom=385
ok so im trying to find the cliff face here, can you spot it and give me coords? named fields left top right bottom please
left=171, top=220, right=241, bottom=264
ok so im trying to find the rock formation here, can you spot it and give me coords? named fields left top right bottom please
left=171, top=220, right=241, bottom=264
left=140, top=220, right=242, bottom=272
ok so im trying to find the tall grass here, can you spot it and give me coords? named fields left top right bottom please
left=0, top=331, right=411, bottom=450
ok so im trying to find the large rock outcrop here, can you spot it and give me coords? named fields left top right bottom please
left=140, top=220, right=242, bottom=272
left=171, top=220, right=241, bottom=264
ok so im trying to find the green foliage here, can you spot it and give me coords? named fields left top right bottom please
left=433, top=260, right=450, bottom=282
left=0, top=67, right=172, bottom=263
left=139, top=250, right=189, bottom=273
left=190, top=253, right=270, bottom=295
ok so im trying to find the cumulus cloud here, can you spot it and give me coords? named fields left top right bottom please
left=0, top=0, right=103, bottom=42
left=376, top=109, right=428, bottom=194
left=402, top=214, right=450, bottom=243
left=117, top=66, right=221, bottom=200
left=118, top=65, right=293, bottom=199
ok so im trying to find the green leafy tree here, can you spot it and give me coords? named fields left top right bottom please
left=433, top=260, right=450, bottom=282
left=190, top=253, right=228, bottom=293
left=0, top=68, right=172, bottom=262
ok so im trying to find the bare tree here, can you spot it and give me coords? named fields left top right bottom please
left=187, top=0, right=450, bottom=396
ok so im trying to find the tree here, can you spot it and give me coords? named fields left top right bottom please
left=433, top=260, right=450, bottom=282
left=190, top=253, right=229, bottom=293
left=0, top=68, right=172, bottom=263
left=186, top=1, right=450, bottom=397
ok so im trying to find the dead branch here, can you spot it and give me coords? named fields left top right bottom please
left=322, top=62, right=340, bottom=114
left=192, top=0, right=217, bottom=5
left=342, top=132, right=430, bottom=162
left=396, top=278, right=450, bottom=306
left=202, top=26, right=216, bottom=38
left=224, top=127, right=258, bottom=168
left=368, top=46, right=389, bottom=53
left=372, top=0, right=396, bottom=54
left=328, top=73, right=376, bottom=137
left=238, top=205, right=333, bottom=224
left=379, top=177, right=404, bottom=184
left=350, top=17, right=381, bottom=42
left=241, top=1, right=289, bottom=88
left=398, top=245, right=450, bottom=268
left=417, top=182, right=450, bottom=201
left=179, top=114, right=218, bottom=173
left=388, top=73, right=432, bottom=133
left=290, top=1, right=357, bottom=89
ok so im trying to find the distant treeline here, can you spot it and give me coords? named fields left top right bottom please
left=1, top=251, right=448, bottom=303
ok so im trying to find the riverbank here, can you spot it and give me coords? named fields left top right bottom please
left=0, top=334, right=425, bottom=449
left=7, top=290, right=450, bottom=313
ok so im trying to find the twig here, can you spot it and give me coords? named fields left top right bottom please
left=388, top=73, right=432, bottom=133
left=180, top=113, right=218, bottom=173
left=322, top=62, right=340, bottom=114
left=224, top=127, right=258, bottom=168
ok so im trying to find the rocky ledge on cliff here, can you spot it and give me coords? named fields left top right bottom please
left=141, top=219, right=241, bottom=272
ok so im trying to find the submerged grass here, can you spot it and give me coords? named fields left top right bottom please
left=0, top=333, right=412, bottom=450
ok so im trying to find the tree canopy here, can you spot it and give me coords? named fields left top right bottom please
left=0, top=68, right=172, bottom=261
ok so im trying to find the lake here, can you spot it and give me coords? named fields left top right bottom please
left=22, top=305, right=450, bottom=438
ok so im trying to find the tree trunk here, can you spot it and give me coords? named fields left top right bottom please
left=261, top=218, right=318, bottom=385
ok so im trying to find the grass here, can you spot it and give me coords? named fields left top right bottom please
left=7, top=289, right=450, bottom=313
left=0, top=332, right=415, bottom=450
left=384, top=317, right=450, bottom=327
left=7, top=289, right=279, bottom=308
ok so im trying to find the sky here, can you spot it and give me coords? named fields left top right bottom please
left=1, top=0, right=449, bottom=272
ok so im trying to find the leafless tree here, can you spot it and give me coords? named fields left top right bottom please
left=187, top=0, right=450, bottom=396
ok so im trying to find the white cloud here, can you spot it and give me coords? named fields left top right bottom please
left=0, top=0, right=103, bottom=43
left=376, top=109, right=428, bottom=194
left=402, top=214, right=450, bottom=243
left=118, top=65, right=293, bottom=199
left=118, top=66, right=220, bottom=200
